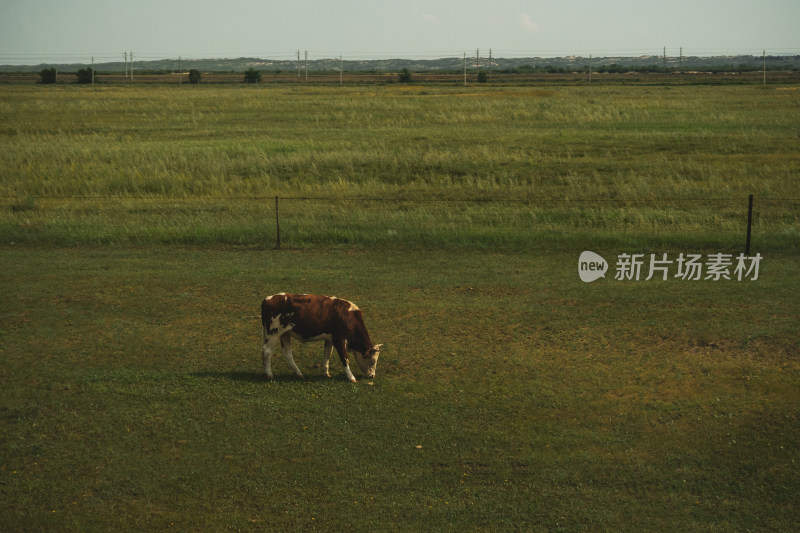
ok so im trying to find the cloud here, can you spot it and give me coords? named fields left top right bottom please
left=518, top=13, right=539, bottom=33
left=421, top=13, right=437, bottom=24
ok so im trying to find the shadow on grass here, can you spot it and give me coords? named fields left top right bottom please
left=192, top=370, right=348, bottom=384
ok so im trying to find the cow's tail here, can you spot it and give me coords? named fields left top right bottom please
left=260, top=298, right=268, bottom=323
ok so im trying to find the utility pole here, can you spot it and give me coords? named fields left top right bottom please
left=297, top=50, right=301, bottom=78
left=340, top=55, right=343, bottom=85
left=679, top=47, right=683, bottom=71
left=179, top=56, right=182, bottom=85
left=763, top=50, right=766, bottom=85
left=130, top=51, right=134, bottom=80
left=663, top=46, right=667, bottom=74
left=477, top=48, right=480, bottom=78
left=124, top=52, right=128, bottom=78
left=91, top=56, right=94, bottom=85
left=304, top=50, right=308, bottom=81
left=489, top=48, right=492, bottom=80
left=463, top=52, right=467, bottom=86
left=589, top=54, right=592, bottom=83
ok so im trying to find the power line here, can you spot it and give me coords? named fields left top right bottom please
left=2, top=47, right=798, bottom=66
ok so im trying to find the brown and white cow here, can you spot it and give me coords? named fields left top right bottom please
left=260, top=293, right=381, bottom=383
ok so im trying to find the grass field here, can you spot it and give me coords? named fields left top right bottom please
left=2, top=247, right=798, bottom=531
left=1, top=83, right=799, bottom=531
left=1, top=84, right=799, bottom=250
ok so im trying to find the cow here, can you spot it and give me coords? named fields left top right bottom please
left=260, top=293, right=382, bottom=383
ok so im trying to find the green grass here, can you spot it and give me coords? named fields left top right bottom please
left=6, top=195, right=795, bottom=251
left=1, top=83, right=799, bottom=530
left=1, top=84, right=797, bottom=199
left=1, top=84, right=798, bottom=250
left=1, top=247, right=798, bottom=531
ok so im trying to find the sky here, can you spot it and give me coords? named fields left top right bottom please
left=1, top=0, right=798, bottom=64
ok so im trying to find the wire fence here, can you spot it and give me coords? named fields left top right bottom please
left=2, top=193, right=798, bottom=251
left=8, top=194, right=796, bottom=206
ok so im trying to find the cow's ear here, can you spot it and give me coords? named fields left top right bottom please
left=373, top=344, right=383, bottom=352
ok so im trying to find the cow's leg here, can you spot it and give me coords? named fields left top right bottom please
left=261, top=326, right=277, bottom=379
left=323, top=340, right=333, bottom=378
left=280, top=334, right=304, bottom=379
left=334, top=337, right=357, bottom=383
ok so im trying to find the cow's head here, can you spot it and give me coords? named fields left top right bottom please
left=355, top=344, right=382, bottom=379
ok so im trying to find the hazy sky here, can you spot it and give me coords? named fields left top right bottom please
left=1, top=0, right=797, bottom=64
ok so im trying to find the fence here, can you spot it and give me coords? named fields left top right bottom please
left=274, top=194, right=798, bottom=252
left=3, top=194, right=797, bottom=252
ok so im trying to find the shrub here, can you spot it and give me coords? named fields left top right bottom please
left=243, top=68, right=261, bottom=83
left=39, top=68, right=57, bottom=84
left=188, top=69, right=202, bottom=84
left=76, top=68, right=94, bottom=84
left=398, top=68, right=412, bottom=83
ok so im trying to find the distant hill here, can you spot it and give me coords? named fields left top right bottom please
left=3, top=55, right=799, bottom=73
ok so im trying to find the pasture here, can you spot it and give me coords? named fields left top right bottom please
left=1, top=83, right=799, bottom=531
left=1, top=84, right=798, bottom=250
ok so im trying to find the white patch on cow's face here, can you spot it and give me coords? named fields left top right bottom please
left=355, top=346, right=380, bottom=378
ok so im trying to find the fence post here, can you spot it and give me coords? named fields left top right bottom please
left=275, top=195, right=281, bottom=250
left=745, top=194, right=753, bottom=255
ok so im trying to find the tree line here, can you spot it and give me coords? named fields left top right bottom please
left=38, top=66, right=412, bottom=84
left=38, top=67, right=204, bottom=84
left=36, top=62, right=797, bottom=85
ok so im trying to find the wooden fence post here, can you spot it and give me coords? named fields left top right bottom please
left=745, top=194, right=753, bottom=255
left=275, top=195, right=281, bottom=250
